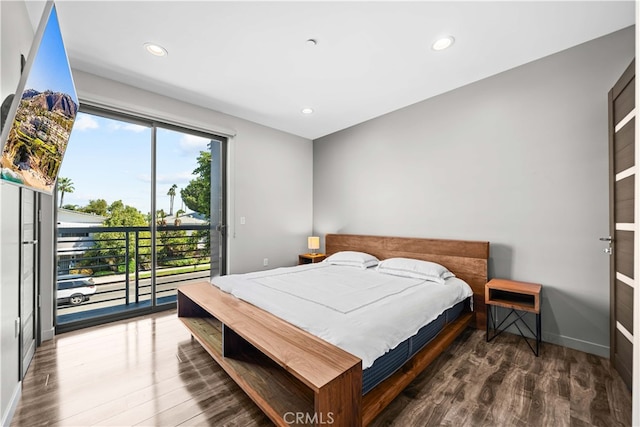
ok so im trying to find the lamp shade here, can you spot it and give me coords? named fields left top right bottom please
left=307, top=236, right=320, bottom=251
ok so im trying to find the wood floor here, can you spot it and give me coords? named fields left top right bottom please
left=11, top=310, right=631, bottom=426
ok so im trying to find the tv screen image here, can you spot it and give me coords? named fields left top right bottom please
left=0, top=2, right=78, bottom=194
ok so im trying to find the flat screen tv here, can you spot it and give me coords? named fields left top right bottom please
left=0, top=1, right=78, bottom=194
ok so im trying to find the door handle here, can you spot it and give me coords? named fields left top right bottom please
left=600, top=236, right=613, bottom=255
left=22, top=240, right=38, bottom=245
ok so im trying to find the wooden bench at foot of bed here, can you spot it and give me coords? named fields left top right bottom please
left=178, top=281, right=472, bottom=427
left=178, top=282, right=362, bottom=426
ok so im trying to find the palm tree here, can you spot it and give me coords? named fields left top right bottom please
left=167, top=184, right=178, bottom=216
left=57, top=177, right=74, bottom=208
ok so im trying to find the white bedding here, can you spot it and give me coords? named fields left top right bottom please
left=212, top=263, right=473, bottom=369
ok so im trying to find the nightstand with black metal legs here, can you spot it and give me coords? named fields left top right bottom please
left=485, top=278, right=542, bottom=356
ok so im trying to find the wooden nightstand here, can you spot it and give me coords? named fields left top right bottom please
left=298, top=253, right=326, bottom=265
left=485, top=278, right=542, bottom=356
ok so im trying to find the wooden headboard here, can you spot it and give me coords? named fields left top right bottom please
left=325, top=234, right=490, bottom=329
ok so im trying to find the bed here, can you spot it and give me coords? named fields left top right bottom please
left=177, top=234, right=489, bottom=426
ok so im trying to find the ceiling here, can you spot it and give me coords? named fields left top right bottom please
left=27, top=1, right=635, bottom=140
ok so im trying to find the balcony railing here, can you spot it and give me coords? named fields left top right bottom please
left=56, top=224, right=215, bottom=327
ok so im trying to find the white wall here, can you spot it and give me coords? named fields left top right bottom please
left=313, top=26, right=635, bottom=357
left=72, top=70, right=314, bottom=274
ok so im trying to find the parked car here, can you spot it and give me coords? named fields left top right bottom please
left=56, top=274, right=96, bottom=306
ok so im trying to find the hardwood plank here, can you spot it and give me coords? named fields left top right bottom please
left=53, top=357, right=221, bottom=426
left=12, top=311, right=631, bottom=427
left=17, top=336, right=203, bottom=422
left=95, top=381, right=227, bottom=426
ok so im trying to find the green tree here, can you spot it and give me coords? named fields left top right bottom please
left=105, top=201, right=147, bottom=227
left=181, top=148, right=211, bottom=219
left=167, top=184, right=178, bottom=216
left=80, top=199, right=108, bottom=216
left=82, top=201, right=150, bottom=274
left=157, top=228, right=194, bottom=267
left=181, top=147, right=214, bottom=260
left=57, top=177, right=74, bottom=208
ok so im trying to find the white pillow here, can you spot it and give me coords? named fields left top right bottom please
left=376, top=257, right=454, bottom=284
left=324, top=251, right=379, bottom=269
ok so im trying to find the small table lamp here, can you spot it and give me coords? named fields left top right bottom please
left=307, top=236, right=320, bottom=255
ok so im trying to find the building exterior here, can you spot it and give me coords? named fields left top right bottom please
left=56, top=208, right=106, bottom=274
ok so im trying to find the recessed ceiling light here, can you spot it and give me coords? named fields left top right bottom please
left=306, top=39, right=318, bottom=46
left=301, top=108, right=314, bottom=115
left=432, top=36, right=455, bottom=51
left=144, top=42, right=168, bottom=57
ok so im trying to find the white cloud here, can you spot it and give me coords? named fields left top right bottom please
left=138, top=173, right=151, bottom=183
left=157, top=171, right=194, bottom=185
left=179, top=134, right=210, bottom=154
left=73, top=114, right=99, bottom=131
left=137, top=172, right=193, bottom=185
left=123, top=123, right=148, bottom=133
left=108, top=122, right=149, bottom=133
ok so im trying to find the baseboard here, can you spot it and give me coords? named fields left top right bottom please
left=42, top=327, right=55, bottom=342
left=1, top=381, right=21, bottom=427
left=543, top=331, right=609, bottom=358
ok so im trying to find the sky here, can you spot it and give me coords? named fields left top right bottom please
left=59, top=112, right=211, bottom=216
left=23, top=5, right=78, bottom=101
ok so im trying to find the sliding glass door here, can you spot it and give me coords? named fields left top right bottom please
left=154, top=127, right=225, bottom=306
left=55, top=108, right=226, bottom=330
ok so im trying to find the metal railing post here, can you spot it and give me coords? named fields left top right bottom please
left=135, top=230, right=140, bottom=304
left=125, top=230, right=130, bottom=305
